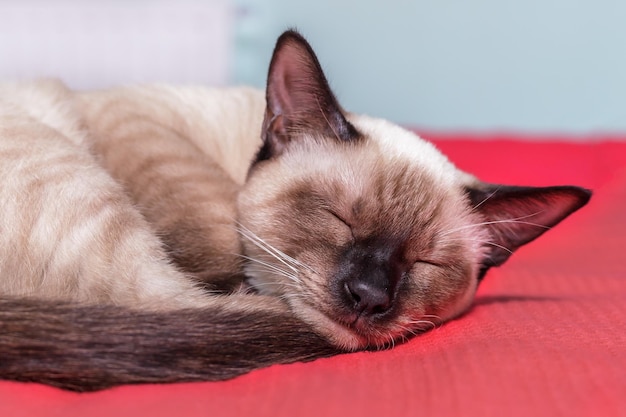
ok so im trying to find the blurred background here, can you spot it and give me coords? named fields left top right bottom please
left=1, top=0, right=625, bottom=135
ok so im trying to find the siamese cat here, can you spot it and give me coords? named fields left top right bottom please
left=0, top=30, right=590, bottom=391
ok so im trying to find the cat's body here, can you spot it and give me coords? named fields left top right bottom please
left=0, top=31, right=590, bottom=391
left=0, top=80, right=214, bottom=307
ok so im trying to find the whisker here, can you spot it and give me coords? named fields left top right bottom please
left=244, top=265, right=300, bottom=286
left=242, top=274, right=303, bottom=292
left=439, top=211, right=549, bottom=238
left=241, top=282, right=304, bottom=301
left=439, top=237, right=513, bottom=254
left=421, top=314, right=443, bottom=322
left=242, top=273, right=318, bottom=301
left=237, top=228, right=301, bottom=274
left=276, top=248, right=320, bottom=275
left=236, top=222, right=320, bottom=275
left=410, top=320, right=438, bottom=331
left=469, top=186, right=502, bottom=212
left=237, top=254, right=302, bottom=283
left=394, top=323, right=419, bottom=338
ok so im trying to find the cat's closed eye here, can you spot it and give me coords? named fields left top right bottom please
left=325, top=209, right=355, bottom=243
left=413, top=259, right=444, bottom=270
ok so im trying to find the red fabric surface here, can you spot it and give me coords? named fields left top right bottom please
left=1, top=136, right=625, bottom=417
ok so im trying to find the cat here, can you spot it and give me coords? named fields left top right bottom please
left=0, top=30, right=590, bottom=391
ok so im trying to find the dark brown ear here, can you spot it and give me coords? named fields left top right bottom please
left=467, top=184, right=591, bottom=275
left=256, top=30, right=360, bottom=162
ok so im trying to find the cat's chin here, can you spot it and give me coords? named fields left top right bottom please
left=286, top=277, right=480, bottom=351
left=284, top=296, right=372, bottom=351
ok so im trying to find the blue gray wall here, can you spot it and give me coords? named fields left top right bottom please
left=234, top=0, right=626, bottom=134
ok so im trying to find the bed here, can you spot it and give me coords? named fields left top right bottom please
left=1, top=135, right=624, bottom=417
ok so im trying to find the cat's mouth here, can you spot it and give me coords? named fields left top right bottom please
left=286, top=296, right=406, bottom=350
left=340, top=306, right=391, bottom=333
left=344, top=313, right=402, bottom=343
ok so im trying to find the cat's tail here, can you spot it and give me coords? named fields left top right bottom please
left=0, top=295, right=339, bottom=392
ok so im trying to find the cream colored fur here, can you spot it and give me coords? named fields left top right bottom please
left=0, top=33, right=590, bottom=391
left=0, top=79, right=486, bottom=348
left=0, top=80, right=209, bottom=308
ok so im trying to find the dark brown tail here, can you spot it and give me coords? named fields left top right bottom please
left=0, top=296, right=339, bottom=391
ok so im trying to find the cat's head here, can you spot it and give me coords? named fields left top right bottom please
left=237, top=30, right=591, bottom=350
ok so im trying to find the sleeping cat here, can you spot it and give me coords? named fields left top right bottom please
left=0, top=30, right=590, bottom=391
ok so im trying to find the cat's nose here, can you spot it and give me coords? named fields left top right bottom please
left=344, top=278, right=392, bottom=315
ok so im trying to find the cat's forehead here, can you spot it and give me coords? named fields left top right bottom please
left=276, top=123, right=467, bottom=228
left=276, top=116, right=466, bottom=204
left=348, top=114, right=461, bottom=189
left=250, top=116, right=470, bottom=225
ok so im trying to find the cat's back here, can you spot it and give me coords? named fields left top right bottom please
left=75, top=85, right=268, bottom=287
left=78, top=84, right=266, bottom=185
left=0, top=80, right=208, bottom=306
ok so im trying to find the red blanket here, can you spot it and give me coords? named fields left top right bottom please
left=2, top=136, right=625, bottom=417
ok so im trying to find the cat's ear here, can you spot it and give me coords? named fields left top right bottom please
left=258, top=30, right=360, bottom=160
left=466, top=184, right=591, bottom=273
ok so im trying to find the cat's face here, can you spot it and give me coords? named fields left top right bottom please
left=237, top=30, right=590, bottom=350
left=238, top=116, right=487, bottom=349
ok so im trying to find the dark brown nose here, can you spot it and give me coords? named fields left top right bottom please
left=343, top=278, right=392, bottom=315
left=336, top=239, right=402, bottom=318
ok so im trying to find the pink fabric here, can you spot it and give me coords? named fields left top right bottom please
left=1, top=136, right=625, bottom=417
